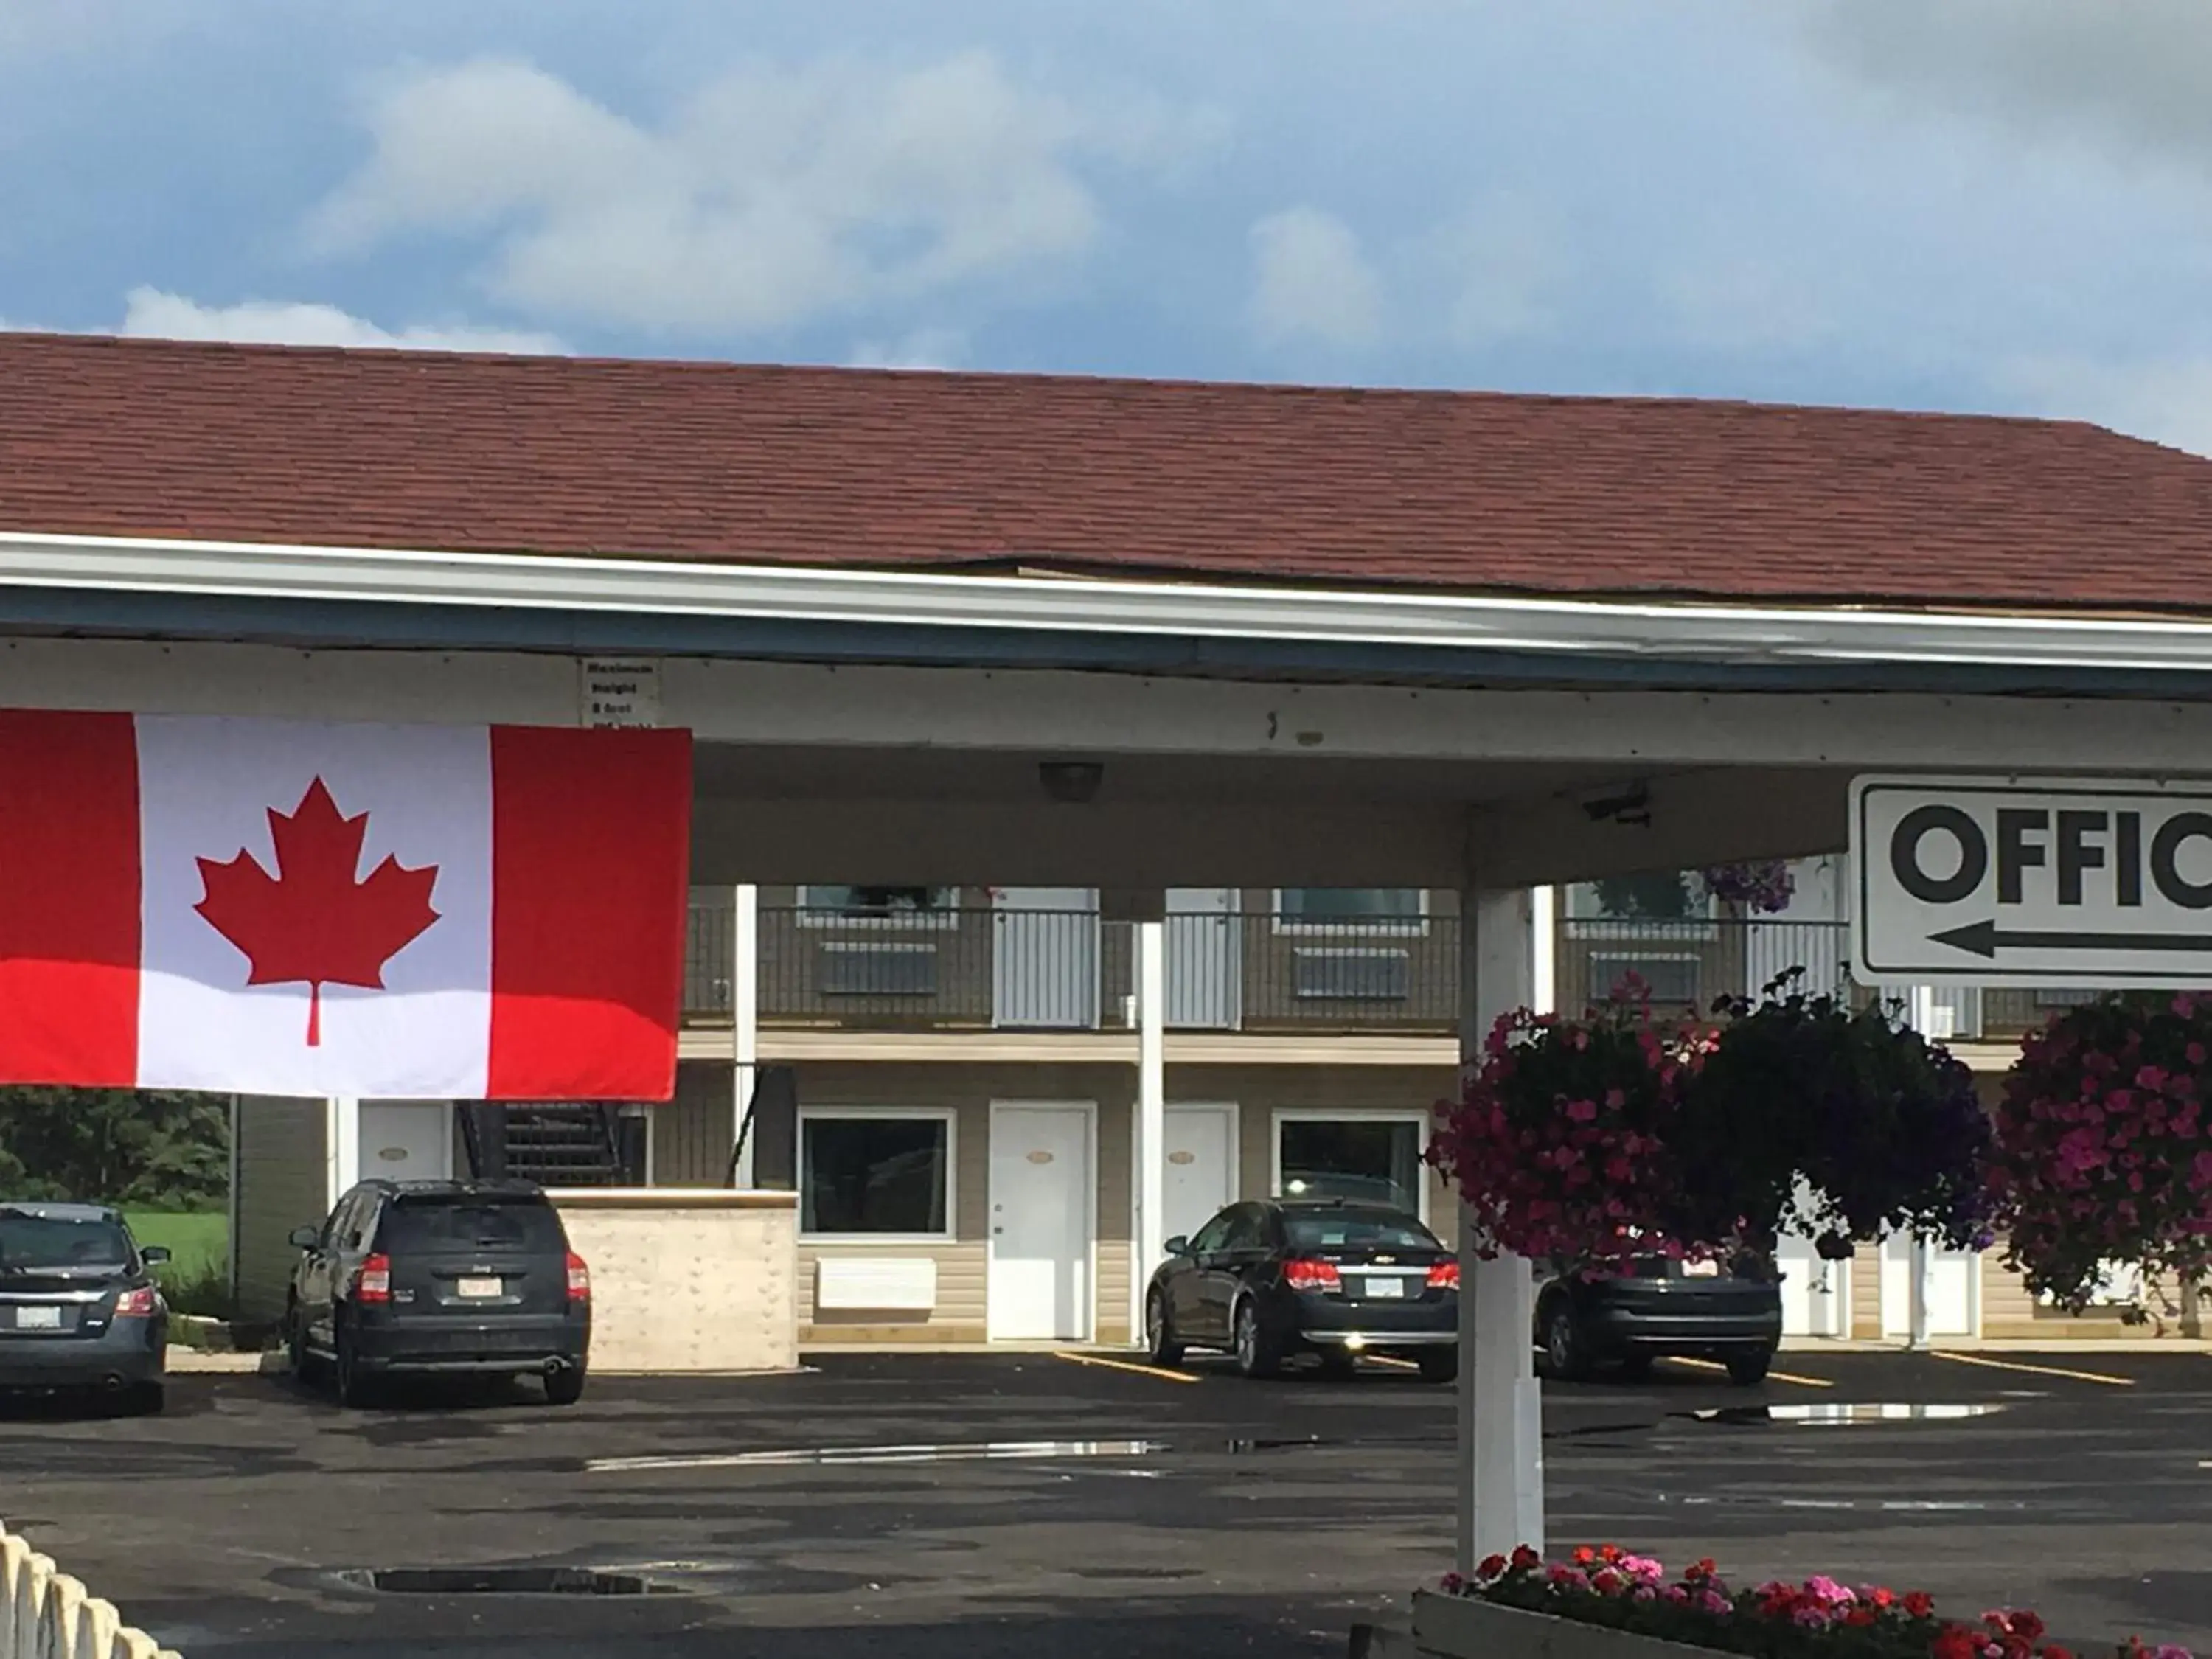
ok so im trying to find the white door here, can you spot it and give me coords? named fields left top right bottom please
left=988, top=1104, right=1094, bottom=1341
left=992, top=888, right=1101, bottom=1029
left=1880, top=1234, right=1978, bottom=1338
left=1775, top=1231, right=1849, bottom=1338
left=1163, top=1104, right=1236, bottom=1246
left=1166, top=889, right=1242, bottom=1030
left=358, top=1102, right=453, bottom=1183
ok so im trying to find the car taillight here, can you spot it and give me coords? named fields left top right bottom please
left=1284, top=1259, right=1342, bottom=1293
left=1427, top=1260, right=1461, bottom=1291
left=113, top=1286, right=159, bottom=1318
left=355, top=1254, right=392, bottom=1304
left=566, top=1251, right=591, bottom=1302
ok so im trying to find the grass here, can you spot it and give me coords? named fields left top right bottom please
left=125, top=1210, right=233, bottom=1320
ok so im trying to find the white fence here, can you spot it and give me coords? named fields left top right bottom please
left=1, top=1521, right=178, bottom=1659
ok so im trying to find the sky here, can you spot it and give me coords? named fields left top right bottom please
left=6, top=1, right=2212, bottom=451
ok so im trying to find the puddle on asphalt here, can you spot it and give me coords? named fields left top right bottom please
left=1679, top=1402, right=2006, bottom=1427
left=588, top=1439, right=1169, bottom=1473
left=335, top=1568, right=682, bottom=1596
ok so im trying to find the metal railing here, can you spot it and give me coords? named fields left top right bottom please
left=680, top=902, right=2118, bottom=1044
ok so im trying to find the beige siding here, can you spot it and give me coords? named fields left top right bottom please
left=1849, top=1242, right=1882, bottom=1339
left=653, top=1062, right=737, bottom=1187
left=234, top=1096, right=328, bottom=1324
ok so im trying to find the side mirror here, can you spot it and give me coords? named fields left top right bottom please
left=288, top=1225, right=321, bottom=1251
left=1163, top=1236, right=1191, bottom=1258
left=139, top=1245, right=172, bottom=1266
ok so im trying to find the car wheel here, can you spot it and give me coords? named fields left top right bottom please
left=1543, top=1300, right=1591, bottom=1382
left=285, top=1302, right=324, bottom=1384
left=1417, top=1351, right=1458, bottom=1385
left=1726, top=1348, right=1774, bottom=1387
left=333, top=1321, right=374, bottom=1408
left=1144, top=1290, right=1185, bottom=1367
left=1232, top=1299, right=1280, bottom=1380
left=543, top=1364, right=586, bottom=1406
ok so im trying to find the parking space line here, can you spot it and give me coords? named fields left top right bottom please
left=1930, top=1351, right=2134, bottom=1387
left=1665, top=1356, right=1837, bottom=1388
left=1052, top=1350, right=1200, bottom=1385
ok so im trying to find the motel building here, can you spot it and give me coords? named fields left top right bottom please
left=6, top=327, right=2212, bottom=1558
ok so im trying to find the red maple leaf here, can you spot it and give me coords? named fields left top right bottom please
left=193, top=777, right=442, bottom=1046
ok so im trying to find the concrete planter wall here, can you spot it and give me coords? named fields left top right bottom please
left=1411, top=1592, right=1732, bottom=1659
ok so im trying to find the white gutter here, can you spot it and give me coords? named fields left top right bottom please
left=4, top=528, right=2212, bottom=672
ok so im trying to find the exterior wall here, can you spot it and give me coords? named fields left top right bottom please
left=653, top=1063, right=737, bottom=1186
left=784, top=1060, right=1455, bottom=1345
left=552, top=1190, right=797, bottom=1371
left=233, top=1096, right=328, bottom=1324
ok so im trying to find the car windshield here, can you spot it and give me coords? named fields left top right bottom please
left=0, top=1212, right=133, bottom=1273
left=1282, top=1211, right=1439, bottom=1252
left=378, top=1200, right=566, bottom=1253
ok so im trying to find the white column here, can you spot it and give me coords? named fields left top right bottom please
left=1135, top=918, right=1168, bottom=1326
left=1457, top=888, right=1546, bottom=1573
left=226, top=1094, right=243, bottom=1307
left=731, top=884, right=760, bottom=1188
left=327, top=1096, right=361, bottom=1206
left=1907, top=1236, right=1933, bottom=1351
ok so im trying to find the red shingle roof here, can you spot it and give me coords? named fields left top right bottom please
left=2, top=330, right=2209, bottom=613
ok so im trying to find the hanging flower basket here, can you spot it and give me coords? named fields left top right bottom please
left=1989, top=992, right=2212, bottom=1318
left=1430, top=982, right=1708, bottom=1269
left=1412, top=1545, right=2177, bottom=1659
left=1697, top=861, right=1796, bottom=915
left=1666, top=978, right=1995, bottom=1257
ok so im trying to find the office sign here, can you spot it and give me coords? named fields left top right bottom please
left=1852, top=776, right=2212, bottom=986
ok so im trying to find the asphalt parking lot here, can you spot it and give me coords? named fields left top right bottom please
left=1, top=1349, right=2208, bottom=1658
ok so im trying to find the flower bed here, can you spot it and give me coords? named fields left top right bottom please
left=1421, top=1545, right=2189, bottom=1659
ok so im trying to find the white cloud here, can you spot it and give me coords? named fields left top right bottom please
left=1427, top=195, right=1566, bottom=344
left=310, top=53, right=1158, bottom=335
left=1247, top=207, right=1382, bottom=349
left=116, top=288, right=566, bottom=353
left=1997, top=353, right=2212, bottom=459
left=1803, top=1, right=2212, bottom=173
left=846, top=328, right=968, bottom=372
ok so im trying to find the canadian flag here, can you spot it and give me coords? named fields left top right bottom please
left=0, top=712, right=692, bottom=1100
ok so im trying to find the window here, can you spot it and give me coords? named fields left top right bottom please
left=1587, top=953, right=1700, bottom=1007
left=1273, top=1113, right=1427, bottom=1220
left=0, top=1211, right=133, bottom=1270
left=799, top=1111, right=954, bottom=1238
left=1222, top=1204, right=1274, bottom=1253
left=1189, top=1211, right=1235, bottom=1255
left=1273, top=888, right=1427, bottom=934
left=1283, top=1211, right=1440, bottom=1253
left=798, top=886, right=960, bottom=929
left=378, top=1197, right=566, bottom=1253
left=1565, top=872, right=1711, bottom=922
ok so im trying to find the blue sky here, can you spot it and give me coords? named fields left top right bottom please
left=6, top=1, right=2211, bottom=450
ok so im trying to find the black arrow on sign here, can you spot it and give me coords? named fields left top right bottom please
left=1930, top=919, right=2212, bottom=959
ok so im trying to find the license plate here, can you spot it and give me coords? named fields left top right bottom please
left=14, top=1305, right=62, bottom=1329
left=1682, top=1259, right=1720, bottom=1278
left=1364, top=1278, right=1405, bottom=1299
left=456, top=1278, right=503, bottom=1299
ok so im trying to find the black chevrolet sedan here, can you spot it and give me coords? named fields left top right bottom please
left=1144, top=1198, right=1458, bottom=1382
left=0, top=1203, right=170, bottom=1413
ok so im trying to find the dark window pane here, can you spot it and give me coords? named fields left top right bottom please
left=0, top=1213, right=131, bottom=1270
left=380, top=1200, right=567, bottom=1253
left=1277, top=1120, right=1422, bottom=1214
left=1279, top=888, right=1423, bottom=922
left=803, top=1119, right=950, bottom=1235
left=1284, top=1211, right=1439, bottom=1252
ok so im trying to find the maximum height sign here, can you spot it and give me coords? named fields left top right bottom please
left=1852, top=776, right=2212, bottom=987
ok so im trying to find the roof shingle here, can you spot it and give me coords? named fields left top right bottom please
left=3, top=330, right=2210, bottom=613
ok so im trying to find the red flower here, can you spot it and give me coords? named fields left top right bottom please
left=1511, top=1545, right=1542, bottom=1571
left=1906, top=1592, right=1938, bottom=1619
left=1478, top=1554, right=1509, bottom=1582
left=1935, top=1624, right=1983, bottom=1659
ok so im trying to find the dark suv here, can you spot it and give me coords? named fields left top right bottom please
left=285, top=1180, right=591, bottom=1407
left=0, top=1203, right=170, bottom=1413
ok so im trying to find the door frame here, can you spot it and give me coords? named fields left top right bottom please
left=1269, top=1107, right=1431, bottom=1224
left=356, top=1100, right=456, bottom=1184
left=1127, top=1100, right=1243, bottom=1341
left=1776, top=1235, right=1853, bottom=1340
left=987, top=1099, right=1099, bottom=1344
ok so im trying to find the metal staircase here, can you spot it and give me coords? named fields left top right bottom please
left=461, top=1103, right=639, bottom=1186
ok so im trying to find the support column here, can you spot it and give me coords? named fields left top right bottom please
left=1457, top=888, right=1546, bottom=1573
left=1135, top=918, right=1168, bottom=1334
left=327, top=1096, right=361, bottom=1206
left=1907, top=1236, right=1933, bottom=1352
left=731, top=884, right=760, bottom=1188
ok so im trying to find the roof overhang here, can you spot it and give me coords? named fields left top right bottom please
left=7, top=529, right=2212, bottom=696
